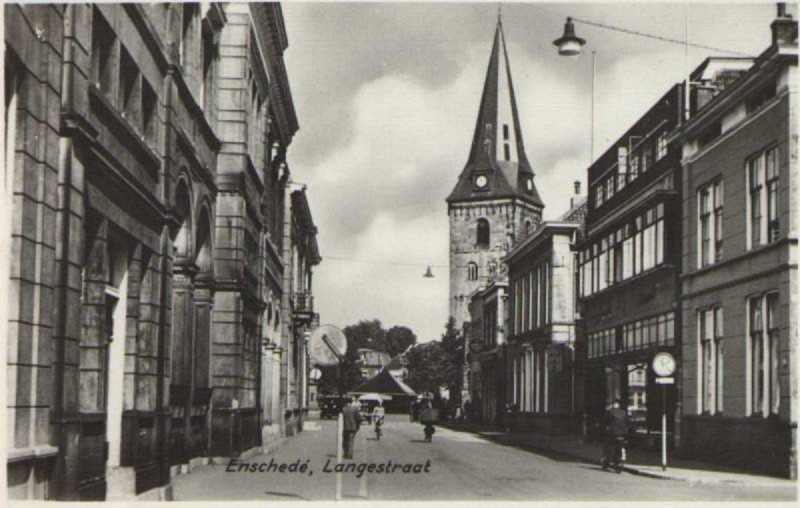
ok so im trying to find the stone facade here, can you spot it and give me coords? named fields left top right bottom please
left=4, top=2, right=316, bottom=500
left=449, top=200, right=540, bottom=327
left=677, top=14, right=797, bottom=477
left=504, top=221, right=583, bottom=433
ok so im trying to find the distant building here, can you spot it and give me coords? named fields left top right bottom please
left=466, top=279, right=508, bottom=425
left=357, top=348, right=392, bottom=380
left=674, top=7, right=797, bottom=478
left=447, top=17, right=544, bottom=402
left=285, top=188, right=321, bottom=434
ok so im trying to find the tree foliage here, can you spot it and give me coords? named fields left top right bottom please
left=439, top=317, right=464, bottom=403
left=384, top=326, right=417, bottom=357
left=404, top=318, right=464, bottom=404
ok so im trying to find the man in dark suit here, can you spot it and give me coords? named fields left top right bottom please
left=341, top=396, right=362, bottom=459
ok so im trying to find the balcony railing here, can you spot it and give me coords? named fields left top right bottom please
left=292, top=292, right=314, bottom=320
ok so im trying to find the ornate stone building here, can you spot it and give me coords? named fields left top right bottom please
left=4, top=2, right=315, bottom=500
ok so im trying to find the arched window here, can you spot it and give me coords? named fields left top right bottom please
left=525, top=220, right=533, bottom=235
left=476, top=218, right=490, bottom=248
left=488, top=261, right=497, bottom=278
left=467, top=262, right=478, bottom=281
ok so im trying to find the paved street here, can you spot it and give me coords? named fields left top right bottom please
left=172, top=415, right=796, bottom=501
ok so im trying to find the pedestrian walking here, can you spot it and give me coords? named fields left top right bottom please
left=341, top=396, right=362, bottom=459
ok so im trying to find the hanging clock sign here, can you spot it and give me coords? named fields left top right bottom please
left=652, top=351, right=676, bottom=377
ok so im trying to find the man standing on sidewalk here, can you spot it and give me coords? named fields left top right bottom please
left=342, top=397, right=362, bottom=459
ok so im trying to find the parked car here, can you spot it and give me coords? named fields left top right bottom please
left=318, top=395, right=347, bottom=419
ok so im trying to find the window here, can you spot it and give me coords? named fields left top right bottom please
left=749, top=157, right=762, bottom=247
left=503, top=124, right=510, bottom=161
left=629, top=152, right=640, bottom=181
left=92, top=8, right=117, bottom=99
left=747, top=146, right=780, bottom=249
left=578, top=204, right=665, bottom=297
left=767, top=293, right=780, bottom=415
left=698, top=179, right=723, bottom=267
left=713, top=181, right=724, bottom=260
left=641, top=143, right=654, bottom=173
left=594, top=184, right=604, bottom=208
left=142, top=79, right=157, bottom=145
left=656, top=132, right=668, bottom=161
left=201, top=20, right=216, bottom=111
left=699, top=306, right=724, bottom=414
left=119, top=45, right=141, bottom=127
left=613, top=232, right=623, bottom=283
left=467, top=262, right=478, bottom=281
left=749, top=293, right=780, bottom=416
left=766, top=147, right=779, bottom=243
left=488, top=261, right=497, bottom=278
left=476, top=218, right=490, bottom=248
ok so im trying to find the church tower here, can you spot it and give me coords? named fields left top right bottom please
left=447, top=17, right=544, bottom=328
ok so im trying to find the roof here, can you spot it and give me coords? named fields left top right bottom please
left=382, top=355, right=406, bottom=372
left=447, top=19, right=543, bottom=208
left=505, top=220, right=580, bottom=265
left=350, top=370, right=417, bottom=397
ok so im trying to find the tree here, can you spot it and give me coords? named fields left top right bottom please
left=439, top=317, right=464, bottom=404
left=404, top=341, right=446, bottom=397
left=404, top=319, right=464, bottom=404
left=384, top=326, right=417, bottom=357
left=343, top=319, right=386, bottom=352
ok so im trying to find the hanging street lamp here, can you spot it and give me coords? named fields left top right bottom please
left=553, top=17, right=586, bottom=56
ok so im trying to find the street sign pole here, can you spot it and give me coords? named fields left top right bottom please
left=652, top=352, right=676, bottom=472
left=336, top=412, right=343, bottom=501
left=662, top=383, right=667, bottom=471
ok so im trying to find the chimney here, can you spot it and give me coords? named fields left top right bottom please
left=772, top=2, right=798, bottom=46
left=570, top=180, right=583, bottom=208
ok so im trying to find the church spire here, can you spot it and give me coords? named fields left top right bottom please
left=447, top=17, right=543, bottom=208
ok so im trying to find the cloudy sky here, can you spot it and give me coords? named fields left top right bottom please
left=280, top=1, right=781, bottom=341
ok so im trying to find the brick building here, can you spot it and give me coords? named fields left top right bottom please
left=675, top=8, right=797, bottom=477
left=4, top=2, right=316, bottom=500
left=577, top=84, right=685, bottom=445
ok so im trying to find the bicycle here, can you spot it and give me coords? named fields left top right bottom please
left=374, top=417, right=383, bottom=440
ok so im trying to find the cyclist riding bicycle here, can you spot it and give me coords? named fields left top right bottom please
left=372, top=401, right=386, bottom=439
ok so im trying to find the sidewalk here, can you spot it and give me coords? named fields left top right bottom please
left=439, top=420, right=796, bottom=487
